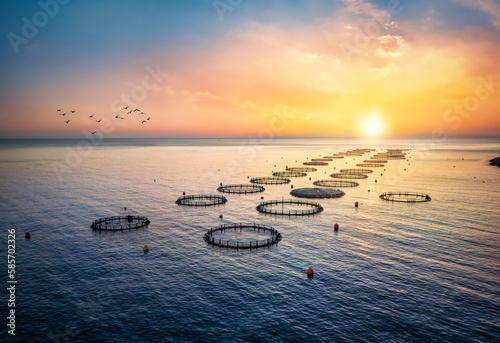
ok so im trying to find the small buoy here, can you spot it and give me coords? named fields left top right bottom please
left=462, top=158, right=464, bottom=160
left=368, top=189, right=370, bottom=192
left=404, top=169, right=406, bottom=171
left=220, top=182, right=223, bottom=186
left=291, top=185, right=294, bottom=189
left=154, top=179, right=156, bottom=182
left=355, top=202, right=358, bottom=207
left=124, top=207, right=127, bottom=210
left=384, top=169, right=386, bottom=171
left=143, top=245, right=149, bottom=253
left=219, top=214, right=223, bottom=218
left=247, top=176, right=249, bottom=178
left=25, top=232, right=31, bottom=239
left=309, top=177, right=311, bottom=180
left=334, top=223, right=339, bottom=231
left=307, top=268, right=314, bottom=278
left=182, top=191, right=185, bottom=195
left=375, top=179, right=377, bottom=183
left=381, top=173, right=383, bottom=176
left=261, top=196, right=264, bottom=199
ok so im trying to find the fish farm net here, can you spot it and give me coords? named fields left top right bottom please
left=286, top=167, right=317, bottom=172
left=380, top=192, right=431, bottom=202
left=313, top=180, right=359, bottom=187
left=203, top=223, right=282, bottom=249
left=303, top=161, right=328, bottom=166
left=364, top=159, right=388, bottom=163
left=176, top=194, right=228, bottom=206
left=311, top=158, right=333, bottom=162
left=291, top=188, right=345, bottom=199
left=356, top=163, right=385, bottom=168
left=217, top=184, right=265, bottom=194
left=256, top=199, right=323, bottom=216
left=272, top=171, right=307, bottom=177
left=90, top=216, right=150, bottom=231
left=330, top=173, right=368, bottom=179
left=339, top=168, right=374, bottom=174
left=250, top=177, right=291, bottom=185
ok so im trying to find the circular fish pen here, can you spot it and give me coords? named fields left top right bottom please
left=313, top=180, right=359, bottom=187
left=303, top=161, right=328, bottom=166
left=340, top=168, right=374, bottom=174
left=331, top=173, right=368, bottom=179
left=90, top=216, right=150, bottom=231
left=365, top=159, right=388, bottom=163
left=286, top=167, right=317, bottom=172
left=291, top=188, right=345, bottom=199
left=217, top=184, right=265, bottom=194
left=256, top=199, right=323, bottom=216
left=273, top=171, right=307, bottom=177
left=380, top=192, right=431, bottom=202
left=250, top=177, right=291, bottom=185
left=176, top=194, right=228, bottom=206
left=356, top=163, right=385, bottom=168
left=311, top=158, right=333, bottom=162
left=203, top=223, right=282, bottom=249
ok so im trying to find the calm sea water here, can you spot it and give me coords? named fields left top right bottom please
left=0, top=138, right=499, bottom=342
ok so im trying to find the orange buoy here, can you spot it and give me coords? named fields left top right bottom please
left=220, top=182, right=223, bottom=186
left=355, top=201, right=358, bottom=207
left=182, top=191, right=185, bottom=195
left=291, top=185, right=294, bottom=189
left=334, top=223, right=339, bottom=230
left=219, top=214, right=223, bottom=218
left=25, top=232, right=31, bottom=239
left=307, top=268, right=314, bottom=278
left=368, top=189, right=371, bottom=192
left=375, top=179, right=377, bottom=183
left=309, top=177, right=311, bottom=180
left=143, top=245, right=149, bottom=252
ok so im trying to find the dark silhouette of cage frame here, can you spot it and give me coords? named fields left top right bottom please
left=311, top=158, right=333, bottom=162
left=313, top=180, right=359, bottom=187
left=330, top=173, right=368, bottom=179
left=290, top=188, right=345, bottom=199
left=176, top=194, right=228, bottom=206
left=286, top=167, right=317, bottom=172
left=217, top=184, right=265, bottom=194
left=356, top=163, right=385, bottom=168
left=365, top=159, right=388, bottom=163
left=380, top=192, right=431, bottom=202
left=90, top=216, right=150, bottom=231
left=204, top=223, right=282, bottom=249
left=250, top=177, right=291, bottom=185
left=303, top=161, right=328, bottom=166
left=256, top=199, right=323, bottom=216
left=340, top=168, right=374, bottom=174
left=272, top=171, right=307, bottom=177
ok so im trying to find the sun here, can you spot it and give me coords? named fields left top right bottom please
left=361, top=115, right=385, bottom=137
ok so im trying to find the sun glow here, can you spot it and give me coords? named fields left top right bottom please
left=361, top=115, right=385, bottom=137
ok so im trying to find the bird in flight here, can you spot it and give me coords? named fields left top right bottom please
left=96, top=119, right=102, bottom=123
left=134, top=109, right=140, bottom=112
left=90, top=132, right=96, bottom=135
left=65, top=120, right=70, bottom=124
left=60, top=113, right=66, bottom=116
left=89, top=115, right=93, bottom=118
left=115, top=115, right=119, bottom=119
left=124, top=106, right=129, bottom=110
left=57, top=109, right=62, bottom=111
left=70, top=110, right=76, bottom=113
left=147, top=117, right=150, bottom=120
left=127, top=110, right=133, bottom=115
left=141, top=120, right=147, bottom=124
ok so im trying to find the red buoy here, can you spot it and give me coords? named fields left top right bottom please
left=355, top=202, right=358, bottom=207
left=143, top=245, right=149, bottom=252
left=25, top=232, right=31, bottom=239
left=219, top=214, right=223, bottom=218
left=124, top=207, right=127, bottom=210
left=368, top=189, right=371, bottom=192
left=307, top=268, right=314, bottom=278
left=309, top=177, right=311, bottom=180
left=334, top=223, right=339, bottom=231
left=261, top=196, right=264, bottom=199
left=375, top=179, right=377, bottom=183
left=182, top=191, right=185, bottom=195
left=220, top=182, right=223, bottom=186
left=291, top=185, right=294, bottom=188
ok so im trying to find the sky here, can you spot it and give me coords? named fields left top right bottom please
left=1, top=0, right=499, bottom=138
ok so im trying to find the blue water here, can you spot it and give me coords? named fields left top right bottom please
left=0, top=138, right=499, bottom=342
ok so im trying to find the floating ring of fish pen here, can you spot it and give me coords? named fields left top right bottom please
left=313, top=180, right=359, bottom=187
left=203, top=223, right=282, bottom=249
left=176, top=194, right=228, bottom=206
left=311, top=158, right=333, bottom=162
left=365, top=159, right=388, bottom=163
left=339, top=168, right=374, bottom=174
left=272, top=171, right=307, bottom=177
left=286, top=167, right=317, bottom=172
left=303, top=161, right=328, bottom=166
left=250, top=177, right=291, bottom=185
left=380, top=192, right=431, bottom=202
left=330, top=173, right=368, bottom=179
left=256, top=199, right=323, bottom=216
left=291, top=188, right=345, bottom=199
left=329, top=155, right=345, bottom=159
left=386, top=155, right=406, bottom=160
left=217, top=184, right=265, bottom=194
left=356, top=163, right=385, bottom=168
left=90, top=215, right=150, bottom=231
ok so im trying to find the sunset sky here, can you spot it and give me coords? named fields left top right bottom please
left=1, top=0, right=499, bottom=138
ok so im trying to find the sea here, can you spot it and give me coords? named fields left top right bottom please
left=0, top=137, right=499, bottom=342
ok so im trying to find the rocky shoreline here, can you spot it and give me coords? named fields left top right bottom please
left=490, top=157, right=500, bottom=167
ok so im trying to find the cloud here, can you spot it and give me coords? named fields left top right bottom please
left=454, top=0, right=500, bottom=29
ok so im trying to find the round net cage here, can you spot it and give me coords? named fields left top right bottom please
left=339, top=168, right=374, bottom=174
left=291, top=188, right=345, bottom=199
left=272, top=171, right=307, bottom=177
left=217, top=184, right=265, bottom=194
left=330, top=155, right=345, bottom=159
left=303, top=161, right=328, bottom=166
left=256, top=199, right=323, bottom=216
left=380, top=192, right=431, bottom=202
left=311, top=158, right=333, bottom=162
left=176, top=194, right=228, bottom=206
left=286, top=167, right=317, bottom=172
left=365, top=159, right=388, bottom=163
left=250, top=177, right=291, bottom=185
left=90, top=215, right=150, bottom=231
left=330, top=173, right=368, bottom=179
left=203, top=223, right=282, bottom=249
left=313, top=179, right=359, bottom=187
left=356, top=163, right=385, bottom=168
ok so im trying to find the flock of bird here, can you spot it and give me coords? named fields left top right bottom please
left=57, top=106, right=151, bottom=130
